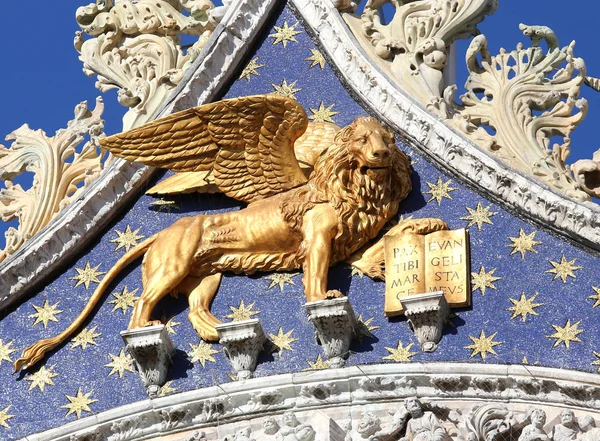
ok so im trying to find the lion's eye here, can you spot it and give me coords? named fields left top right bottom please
left=360, top=137, right=368, bottom=144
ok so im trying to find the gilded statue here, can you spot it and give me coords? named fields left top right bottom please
left=15, top=95, right=446, bottom=372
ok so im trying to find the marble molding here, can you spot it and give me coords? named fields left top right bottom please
left=216, top=319, right=267, bottom=380
left=401, top=291, right=450, bottom=353
left=21, top=362, right=600, bottom=441
left=121, top=325, right=176, bottom=398
left=305, top=298, right=359, bottom=368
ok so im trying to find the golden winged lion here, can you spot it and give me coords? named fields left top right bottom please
left=15, top=95, right=447, bottom=372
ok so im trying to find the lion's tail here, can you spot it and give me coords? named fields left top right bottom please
left=13, top=234, right=157, bottom=373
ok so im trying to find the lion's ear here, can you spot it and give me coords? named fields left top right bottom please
left=334, top=124, right=354, bottom=144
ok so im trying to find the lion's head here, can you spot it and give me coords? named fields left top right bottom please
left=289, top=116, right=412, bottom=261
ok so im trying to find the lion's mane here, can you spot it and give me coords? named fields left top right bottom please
left=281, top=116, right=412, bottom=263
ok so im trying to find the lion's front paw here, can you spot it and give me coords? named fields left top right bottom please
left=145, top=320, right=164, bottom=327
left=325, top=289, right=345, bottom=299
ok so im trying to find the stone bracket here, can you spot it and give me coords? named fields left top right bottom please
left=121, top=324, right=175, bottom=397
left=400, top=291, right=450, bottom=352
left=216, top=319, right=267, bottom=380
left=304, top=297, right=359, bottom=368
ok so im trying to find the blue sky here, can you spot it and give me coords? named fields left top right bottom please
left=1, top=1, right=600, bottom=249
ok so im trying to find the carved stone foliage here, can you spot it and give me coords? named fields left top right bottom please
left=74, top=0, right=221, bottom=130
left=217, top=319, right=267, bottom=380
left=120, top=325, right=176, bottom=397
left=443, top=24, right=589, bottom=201
left=401, top=291, right=450, bottom=353
left=0, top=98, right=105, bottom=263
left=344, top=0, right=496, bottom=107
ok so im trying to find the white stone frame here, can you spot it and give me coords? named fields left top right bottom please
left=2, top=0, right=600, bottom=323
left=21, top=362, right=600, bottom=441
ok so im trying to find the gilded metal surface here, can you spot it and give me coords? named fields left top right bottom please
left=14, top=95, right=416, bottom=372
left=384, top=228, right=470, bottom=316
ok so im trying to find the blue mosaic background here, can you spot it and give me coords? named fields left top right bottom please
left=1, top=4, right=600, bottom=438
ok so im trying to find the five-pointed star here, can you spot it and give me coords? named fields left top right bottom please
left=460, top=202, right=497, bottom=230
left=0, top=339, right=17, bottom=366
left=465, top=330, right=502, bottom=360
left=546, top=255, right=582, bottom=283
left=159, top=381, right=178, bottom=397
left=70, top=262, right=105, bottom=289
left=507, top=292, right=544, bottom=321
left=239, top=57, right=264, bottom=81
left=110, top=225, right=144, bottom=252
left=592, top=351, right=600, bottom=373
left=424, top=177, right=456, bottom=205
left=383, top=341, right=417, bottom=362
left=225, top=300, right=260, bottom=322
left=268, top=328, right=299, bottom=356
left=29, top=299, right=63, bottom=328
left=272, top=79, right=302, bottom=99
left=471, top=266, right=501, bottom=296
left=268, top=21, right=301, bottom=47
left=70, top=325, right=101, bottom=350
left=161, top=313, right=182, bottom=335
left=188, top=341, right=220, bottom=367
left=25, top=364, right=59, bottom=392
left=265, top=273, right=296, bottom=291
left=105, top=349, right=135, bottom=378
left=589, top=287, right=600, bottom=308
left=304, top=354, right=329, bottom=370
left=357, top=314, right=379, bottom=341
left=108, top=286, right=139, bottom=314
left=150, top=198, right=179, bottom=214
left=507, top=229, right=541, bottom=259
left=61, top=388, right=97, bottom=419
left=309, top=102, right=339, bottom=123
left=548, top=319, right=583, bottom=349
left=0, top=405, right=14, bottom=429
left=306, top=48, right=326, bottom=69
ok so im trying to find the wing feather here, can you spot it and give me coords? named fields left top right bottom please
left=100, top=95, right=309, bottom=203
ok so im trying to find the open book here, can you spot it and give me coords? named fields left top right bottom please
left=383, top=228, right=470, bottom=317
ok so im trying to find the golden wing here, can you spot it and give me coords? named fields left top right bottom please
left=101, top=95, right=309, bottom=203
left=145, top=121, right=340, bottom=196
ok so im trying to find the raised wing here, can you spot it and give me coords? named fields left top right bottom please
left=101, top=95, right=309, bottom=203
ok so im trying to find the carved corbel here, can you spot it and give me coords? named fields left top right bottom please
left=400, top=291, right=450, bottom=352
left=121, top=324, right=175, bottom=397
left=216, top=319, right=267, bottom=380
left=305, top=297, right=359, bottom=368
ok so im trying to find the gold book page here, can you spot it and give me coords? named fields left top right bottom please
left=384, top=234, right=426, bottom=316
left=424, top=228, right=470, bottom=307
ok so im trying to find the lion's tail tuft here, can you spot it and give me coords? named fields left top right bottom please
left=13, top=234, right=156, bottom=373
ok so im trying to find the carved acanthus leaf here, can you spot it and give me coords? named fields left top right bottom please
left=0, top=98, right=105, bottom=262
left=75, top=0, right=220, bottom=130
left=444, top=25, right=590, bottom=201
left=345, top=0, right=496, bottom=106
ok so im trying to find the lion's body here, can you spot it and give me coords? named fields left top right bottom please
left=14, top=116, right=413, bottom=372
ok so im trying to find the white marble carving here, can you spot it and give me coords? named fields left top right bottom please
left=217, top=319, right=266, bottom=380
left=443, top=24, right=590, bottom=200
left=305, top=298, right=359, bottom=368
left=21, top=362, right=600, bottom=441
left=121, top=325, right=175, bottom=397
left=344, top=0, right=496, bottom=107
left=401, top=291, right=450, bottom=353
left=75, top=0, right=221, bottom=130
left=0, top=98, right=105, bottom=263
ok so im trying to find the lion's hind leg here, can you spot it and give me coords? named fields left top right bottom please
left=182, top=273, right=223, bottom=341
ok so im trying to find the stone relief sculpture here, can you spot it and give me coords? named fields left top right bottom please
left=551, top=410, right=580, bottom=441
left=342, top=0, right=497, bottom=108
left=0, top=98, right=106, bottom=262
left=14, top=94, right=447, bottom=372
left=519, top=408, right=549, bottom=441
left=442, top=24, right=590, bottom=201
left=75, top=0, right=222, bottom=130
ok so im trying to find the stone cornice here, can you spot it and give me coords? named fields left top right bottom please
left=21, top=362, right=600, bottom=441
left=0, top=0, right=279, bottom=312
left=291, top=0, right=600, bottom=251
